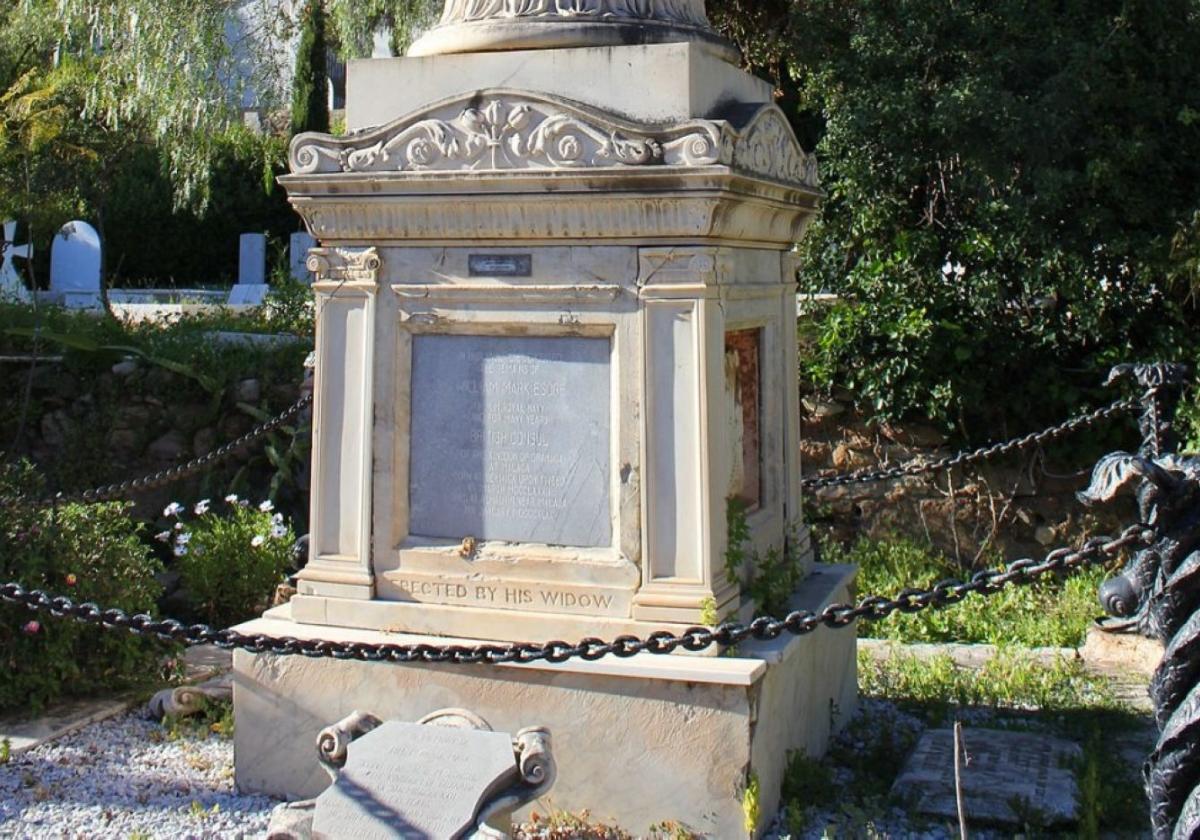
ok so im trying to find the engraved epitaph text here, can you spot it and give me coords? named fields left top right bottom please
left=312, top=721, right=519, bottom=839
left=409, top=335, right=612, bottom=547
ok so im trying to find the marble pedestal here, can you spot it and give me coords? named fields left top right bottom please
left=233, top=566, right=856, bottom=840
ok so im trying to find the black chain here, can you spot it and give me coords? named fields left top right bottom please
left=24, top=394, right=313, bottom=507
left=800, top=397, right=1135, bottom=490
left=0, top=524, right=1151, bottom=666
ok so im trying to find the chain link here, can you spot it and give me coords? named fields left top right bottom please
left=0, top=524, right=1151, bottom=667
left=20, top=394, right=313, bottom=508
left=800, top=397, right=1135, bottom=490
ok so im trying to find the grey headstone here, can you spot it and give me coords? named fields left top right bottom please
left=408, top=334, right=612, bottom=548
left=49, top=221, right=101, bottom=308
left=290, top=232, right=317, bottom=283
left=238, top=233, right=267, bottom=285
left=311, top=720, right=519, bottom=840
left=892, top=728, right=1083, bottom=827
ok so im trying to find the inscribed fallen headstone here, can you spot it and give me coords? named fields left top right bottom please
left=892, top=728, right=1082, bottom=826
left=311, top=720, right=519, bottom=840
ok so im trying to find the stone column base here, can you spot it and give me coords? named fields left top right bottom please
left=231, top=565, right=857, bottom=839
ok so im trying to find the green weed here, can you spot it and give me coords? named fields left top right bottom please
left=823, top=534, right=1110, bottom=647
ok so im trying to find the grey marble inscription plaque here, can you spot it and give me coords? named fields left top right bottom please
left=892, top=728, right=1082, bottom=826
left=311, top=721, right=519, bottom=840
left=409, top=334, right=611, bottom=547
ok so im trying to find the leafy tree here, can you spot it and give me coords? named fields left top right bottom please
left=292, top=0, right=330, bottom=135
left=712, top=0, right=1200, bottom=436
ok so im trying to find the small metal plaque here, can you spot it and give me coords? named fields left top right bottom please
left=469, top=254, right=532, bottom=277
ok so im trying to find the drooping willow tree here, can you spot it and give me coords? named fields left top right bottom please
left=0, top=0, right=439, bottom=212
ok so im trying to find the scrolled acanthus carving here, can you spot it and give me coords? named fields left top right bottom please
left=306, top=247, right=383, bottom=287
left=291, top=94, right=723, bottom=176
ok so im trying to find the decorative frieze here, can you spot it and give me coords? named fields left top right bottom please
left=290, top=92, right=819, bottom=190
left=435, top=0, right=710, bottom=28
left=293, top=95, right=723, bottom=176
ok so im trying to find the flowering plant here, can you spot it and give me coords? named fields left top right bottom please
left=162, top=496, right=296, bottom=627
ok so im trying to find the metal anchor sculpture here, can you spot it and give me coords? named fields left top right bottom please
left=1081, top=362, right=1200, bottom=839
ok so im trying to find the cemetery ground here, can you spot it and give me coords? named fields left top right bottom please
left=0, top=534, right=1156, bottom=839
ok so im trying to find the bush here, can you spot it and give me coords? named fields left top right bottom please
left=163, top=496, right=296, bottom=627
left=0, top=463, right=165, bottom=713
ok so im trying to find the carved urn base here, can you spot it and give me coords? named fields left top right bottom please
left=409, top=1, right=738, bottom=63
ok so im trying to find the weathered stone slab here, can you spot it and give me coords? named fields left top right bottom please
left=892, top=728, right=1083, bottom=826
left=311, top=720, right=518, bottom=840
left=408, top=334, right=611, bottom=548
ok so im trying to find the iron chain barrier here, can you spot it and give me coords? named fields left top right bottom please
left=24, top=393, right=313, bottom=508
left=0, top=523, right=1150, bottom=666
left=799, top=396, right=1136, bottom=490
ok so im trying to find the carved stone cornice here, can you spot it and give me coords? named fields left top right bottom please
left=307, top=247, right=382, bottom=290
left=409, top=0, right=735, bottom=61
left=289, top=91, right=819, bottom=190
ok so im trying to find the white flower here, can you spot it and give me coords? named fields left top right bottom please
left=174, top=522, right=185, bottom=531
left=251, top=535, right=266, bottom=548
left=953, top=262, right=966, bottom=278
left=173, top=545, right=189, bottom=558
left=163, top=502, right=184, bottom=518
left=175, top=532, right=192, bottom=546
left=258, top=501, right=274, bottom=513
left=194, top=499, right=211, bottom=515
left=238, top=499, right=250, bottom=508
left=155, top=531, right=172, bottom=543
left=224, top=494, right=239, bottom=505
left=271, top=512, right=283, bottom=525
left=942, top=261, right=954, bottom=276
left=270, top=523, right=288, bottom=539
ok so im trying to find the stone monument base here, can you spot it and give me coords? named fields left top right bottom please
left=232, top=566, right=856, bottom=839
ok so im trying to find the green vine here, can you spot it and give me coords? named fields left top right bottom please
left=724, top=499, right=805, bottom=618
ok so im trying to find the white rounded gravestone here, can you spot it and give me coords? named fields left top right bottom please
left=49, top=220, right=102, bottom=308
left=408, top=0, right=738, bottom=63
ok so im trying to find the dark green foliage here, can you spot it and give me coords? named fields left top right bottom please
left=0, top=301, right=312, bottom=501
left=0, top=463, right=166, bottom=712
left=292, top=0, right=330, bottom=137
left=712, top=0, right=1200, bottom=437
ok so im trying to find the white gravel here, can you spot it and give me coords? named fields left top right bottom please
left=0, top=711, right=278, bottom=840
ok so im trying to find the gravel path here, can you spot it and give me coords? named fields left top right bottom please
left=0, top=711, right=278, bottom=839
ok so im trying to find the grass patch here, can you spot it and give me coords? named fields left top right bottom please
left=778, top=650, right=1149, bottom=838
left=822, top=535, right=1111, bottom=647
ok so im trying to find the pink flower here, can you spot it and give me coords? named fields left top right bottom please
left=22, top=620, right=40, bottom=635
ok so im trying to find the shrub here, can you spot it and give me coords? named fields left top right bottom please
left=164, top=496, right=296, bottom=627
left=0, top=462, right=165, bottom=713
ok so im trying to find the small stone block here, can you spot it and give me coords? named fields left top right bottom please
left=892, top=728, right=1083, bottom=827
left=229, top=284, right=269, bottom=306
left=311, top=720, right=519, bottom=840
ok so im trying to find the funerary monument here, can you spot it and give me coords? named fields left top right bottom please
left=235, top=2, right=857, bottom=836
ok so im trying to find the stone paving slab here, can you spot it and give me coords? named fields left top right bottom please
left=0, top=645, right=231, bottom=756
left=892, top=728, right=1082, bottom=827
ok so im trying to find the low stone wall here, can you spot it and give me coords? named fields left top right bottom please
left=1, top=357, right=305, bottom=515
left=799, top=398, right=1134, bottom=563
